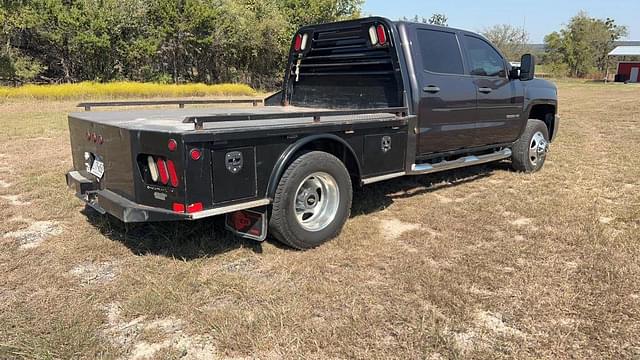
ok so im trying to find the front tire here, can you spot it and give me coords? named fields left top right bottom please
left=511, top=119, right=550, bottom=173
left=269, top=151, right=352, bottom=250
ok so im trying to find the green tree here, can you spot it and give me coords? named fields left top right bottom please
left=482, top=24, right=530, bottom=61
left=401, top=13, right=448, bottom=26
left=0, top=1, right=44, bottom=82
left=428, top=13, right=447, bottom=26
left=543, top=11, right=627, bottom=77
left=0, top=0, right=364, bottom=87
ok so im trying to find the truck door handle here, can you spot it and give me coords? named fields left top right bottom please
left=423, top=86, right=441, bottom=93
left=478, top=87, right=493, bottom=94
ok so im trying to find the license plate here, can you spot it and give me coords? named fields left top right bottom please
left=90, top=159, right=105, bottom=178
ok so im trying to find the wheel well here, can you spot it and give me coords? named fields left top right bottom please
left=529, top=104, right=556, bottom=140
left=293, top=139, right=361, bottom=181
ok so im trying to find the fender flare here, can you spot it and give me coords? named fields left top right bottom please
left=266, top=134, right=362, bottom=199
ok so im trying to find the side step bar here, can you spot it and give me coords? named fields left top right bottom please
left=409, top=148, right=512, bottom=175
left=361, top=148, right=512, bottom=185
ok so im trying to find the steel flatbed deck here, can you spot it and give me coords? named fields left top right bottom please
left=69, top=106, right=409, bottom=135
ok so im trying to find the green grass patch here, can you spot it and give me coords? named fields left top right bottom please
left=0, top=82, right=257, bottom=101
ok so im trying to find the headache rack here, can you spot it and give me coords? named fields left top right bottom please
left=286, top=18, right=405, bottom=110
left=296, top=21, right=396, bottom=78
left=183, top=107, right=409, bottom=130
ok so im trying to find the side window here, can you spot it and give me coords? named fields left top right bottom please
left=417, top=29, right=464, bottom=75
left=464, top=35, right=506, bottom=77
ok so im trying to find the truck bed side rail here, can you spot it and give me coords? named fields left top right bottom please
left=183, top=107, right=409, bottom=130
left=78, top=98, right=264, bottom=111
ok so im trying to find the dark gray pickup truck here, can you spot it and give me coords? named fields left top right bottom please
left=66, top=17, right=559, bottom=249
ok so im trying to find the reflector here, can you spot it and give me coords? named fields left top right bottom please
left=147, top=156, right=159, bottom=182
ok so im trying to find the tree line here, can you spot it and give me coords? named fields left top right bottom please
left=0, top=0, right=362, bottom=88
left=0, top=3, right=631, bottom=88
left=481, top=11, right=628, bottom=78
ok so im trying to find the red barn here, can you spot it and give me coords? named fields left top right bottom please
left=609, top=46, right=640, bottom=83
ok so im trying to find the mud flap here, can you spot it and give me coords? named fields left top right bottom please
left=225, top=209, right=268, bottom=242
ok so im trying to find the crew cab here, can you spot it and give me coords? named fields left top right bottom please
left=66, top=17, right=559, bottom=249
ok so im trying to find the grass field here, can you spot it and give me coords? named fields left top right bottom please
left=0, top=82, right=639, bottom=359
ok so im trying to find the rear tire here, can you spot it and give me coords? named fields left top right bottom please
left=269, top=151, right=352, bottom=250
left=511, top=119, right=550, bottom=173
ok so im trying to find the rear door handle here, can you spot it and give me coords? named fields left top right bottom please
left=423, top=86, right=441, bottom=94
left=478, top=87, right=493, bottom=94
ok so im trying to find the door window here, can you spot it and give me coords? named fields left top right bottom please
left=464, top=36, right=505, bottom=77
left=417, top=29, right=464, bottom=75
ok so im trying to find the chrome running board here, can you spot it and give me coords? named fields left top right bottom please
left=409, top=148, right=512, bottom=175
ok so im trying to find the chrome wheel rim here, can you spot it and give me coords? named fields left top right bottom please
left=529, top=131, right=548, bottom=167
left=293, top=172, right=340, bottom=232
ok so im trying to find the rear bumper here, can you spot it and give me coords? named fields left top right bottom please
left=65, top=171, right=271, bottom=223
left=66, top=171, right=188, bottom=223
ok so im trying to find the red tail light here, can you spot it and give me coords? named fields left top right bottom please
left=167, top=139, right=177, bottom=152
left=166, top=160, right=179, bottom=187
left=156, top=158, right=169, bottom=185
left=294, top=34, right=303, bottom=51
left=187, top=202, right=204, bottom=213
left=190, top=149, right=201, bottom=161
left=172, top=203, right=185, bottom=213
left=376, top=25, right=387, bottom=46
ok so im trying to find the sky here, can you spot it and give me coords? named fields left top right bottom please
left=363, top=0, right=639, bottom=43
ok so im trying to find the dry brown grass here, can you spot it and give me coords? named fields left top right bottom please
left=0, top=82, right=639, bottom=359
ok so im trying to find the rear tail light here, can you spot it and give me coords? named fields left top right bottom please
left=376, top=25, right=387, bottom=46
left=301, top=33, right=309, bottom=50
left=294, top=34, right=303, bottom=51
left=156, top=158, right=169, bottom=185
left=369, top=26, right=378, bottom=45
left=167, top=139, right=177, bottom=152
left=140, top=155, right=183, bottom=189
left=369, top=24, right=388, bottom=46
left=147, top=156, right=159, bottom=182
left=190, top=149, right=201, bottom=161
left=187, top=202, right=204, bottom=213
left=172, top=202, right=204, bottom=214
left=166, top=160, right=179, bottom=187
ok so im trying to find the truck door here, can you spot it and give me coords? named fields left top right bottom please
left=415, top=28, right=477, bottom=155
left=462, top=35, right=525, bottom=145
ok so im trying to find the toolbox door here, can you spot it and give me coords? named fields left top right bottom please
left=212, top=147, right=257, bottom=203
